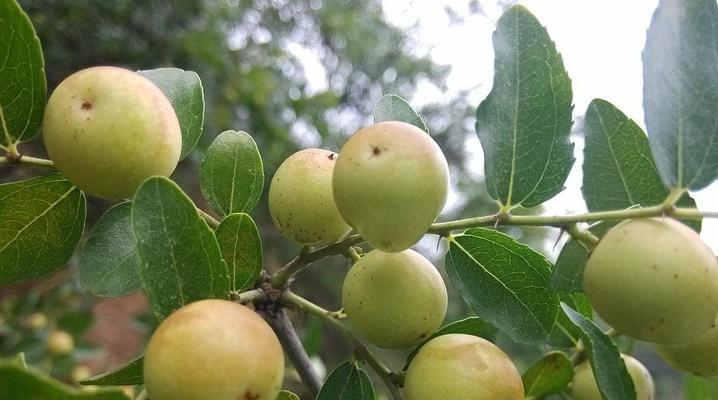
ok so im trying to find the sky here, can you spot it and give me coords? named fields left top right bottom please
left=382, top=0, right=718, bottom=253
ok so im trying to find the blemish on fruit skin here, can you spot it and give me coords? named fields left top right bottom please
left=81, top=101, right=92, bottom=110
left=242, top=391, right=260, bottom=400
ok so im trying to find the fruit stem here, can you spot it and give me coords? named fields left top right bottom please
left=565, top=224, right=599, bottom=248
left=0, top=153, right=56, bottom=169
left=230, top=288, right=265, bottom=304
left=281, top=290, right=405, bottom=400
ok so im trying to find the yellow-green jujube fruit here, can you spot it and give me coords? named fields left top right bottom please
left=571, top=355, right=655, bottom=400
left=333, top=121, right=449, bottom=252
left=404, top=334, right=523, bottom=400
left=144, top=300, right=284, bottom=400
left=43, top=66, right=181, bottom=199
left=269, top=148, right=351, bottom=247
left=46, top=330, right=74, bottom=357
left=583, top=218, right=718, bottom=344
left=656, top=316, right=718, bottom=376
left=342, top=249, right=448, bottom=349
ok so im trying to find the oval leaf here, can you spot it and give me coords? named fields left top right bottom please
left=522, top=351, right=573, bottom=398
left=0, top=175, right=85, bottom=284
left=582, top=99, right=700, bottom=230
left=562, top=304, right=636, bottom=400
left=548, top=292, right=592, bottom=347
left=79, top=202, right=141, bottom=297
left=373, top=94, right=428, bottom=133
left=643, top=0, right=718, bottom=190
left=215, top=213, right=262, bottom=292
left=317, top=362, right=374, bottom=400
left=0, top=0, right=46, bottom=145
left=0, top=361, right=129, bottom=399
left=132, top=177, right=230, bottom=319
left=403, top=316, right=498, bottom=370
left=200, top=130, right=264, bottom=216
left=476, top=5, right=574, bottom=208
left=80, top=356, right=143, bottom=386
left=138, top=68, right=204, bottom=159
left=445, top=228, right=559, bottom=344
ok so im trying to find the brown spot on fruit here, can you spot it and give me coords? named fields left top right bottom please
left=328, top=153, right=336, bottom=160
left=242, top=391, right=260, bottom=400
left=372, top=146, right=381, bottom=156
left=81, top=101, right=92, bottom=110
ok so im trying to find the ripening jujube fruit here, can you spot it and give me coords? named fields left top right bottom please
left=656, top=316, right=718, bottom=376
left=269, top=148, right=351, bottom=247
left=403, top=334, right=523, bottom=400
left=332, top=121, right=449, bottom=252
left=341, top=249, right=448, bottom=349
left=571, top=355, right=655, bottom=400
left=46, top=330, right=74, bottom=357
left=43, top=66, right=181, bottom=199
left=144, top=300, right=284, bottom=400
left=583, top=218, right=718, bottom=344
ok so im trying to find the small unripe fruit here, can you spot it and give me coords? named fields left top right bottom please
left=269, top=148, right=351, bottom=247
left=144, top=300, right=284, bottom=400
left=333, top=121, right=449, bottom=252
left=47, top=330, right=74, bottom=356
left=404, top=334, right=523, bottom=400
left=583, top=218, right=718, bottom=344
left=26, top=313, right=47, bottom=330
left=656, top=317, right=718, bottom=376
left=571, top=355, right=655, bottom=400
left=43, top=66, right=181, bottom=199
left=342, top=249, right=448, bottom=348
left=71, top=365, right=92, bottom=383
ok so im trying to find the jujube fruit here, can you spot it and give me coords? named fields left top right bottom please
left=144, top=300, right=284, bottom=400
left=269, top=148, right=351, bottom=247
left=43, top=66, right=181, bottom=199
left=342, top=249, right=448, bottom=349
left=583, top=218, right=718, bottom=344
left=332, top=121, right=449, bottom=252
left=571, top=354, right=655, bottom=400
left=656, top=316, right=718, bottom=376
left=403, top=333, right=523, bottom=400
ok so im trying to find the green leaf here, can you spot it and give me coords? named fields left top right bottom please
left=0, top=0, right=46, bottom=145
left=373, top=94, right=428, bottom=133
left=445, top=228, right=559, bottom=344
left=200, top=130, right=264, bottom=216
left=643, top=0, right=718, bottom=190
left=0, top=361, right=129, bottom=399
left=132, top=177, right=230, bottom=320
left=403, top=316, right=498, bottom=370
left=0, top=175, right=85, bottom=284
left=276, top=391, right=300, bottom=400
left=215, top=213, right=262, bottom=292
left=80, top=356, right=143, bottom=386
left=476, top=5, right=574, bottom=208
left=548, top=292, right=592, bottom=347
left=79, top=202, right=141, bottom=297
left=551, top=223, right=610, bottom=293
left=522, top=351, right=573, bottom=398
left=138, top=68, right=204, bottom=160
left=562, top=304, right=636, bottom=400
left=317, top=362, right=374, bottom=400
left=686, top=375, right=718, bottom=399
left=582, top=99, right=700, bottom=230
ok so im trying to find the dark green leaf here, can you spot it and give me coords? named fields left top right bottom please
left=277, top=391, right=300, bottom=400
left=643, top=0, right=718, bottom=190
left=551, top=223, right=610, bottom=293
left=215, top=213, right=262, bottom=292
left=373, top=94, right=428, bottom=133
left=685, top=375, right=718, bottom=399
left=0, top=361, right=129, bottom=399
left=132, top=177, right=230, bottom=319
left=445, top=228, right=559, bottom=344
left=0, top=0, right=46, bottom=145
left=403, top=316, right=498, bottom=370
left=317, top=362, right=374, bottom=400
left=139, top=68, right=204, bottom=160
left=0, top=175, right=85, bottom=284
left=200, top=130, right=264, bottom=216
left=476, top=5, right=574, bottom=208
left=582, top=99, right=700, bottom=230
left=548, top=292, right=592, bottom=347
left=522, top=351, right=573, bottom=398
left=80, top=356, right=143, bottom=386
left=562, top=304, right=635, bottom=400
left=79, top=202, right=141, bottom=297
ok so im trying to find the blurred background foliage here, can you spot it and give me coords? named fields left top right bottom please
left=1, top=0, right=590, bottom=398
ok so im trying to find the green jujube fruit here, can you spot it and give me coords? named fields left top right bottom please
left=656, top=316, right=718, bottom=376
left=571, top=355, right=655, bottom=400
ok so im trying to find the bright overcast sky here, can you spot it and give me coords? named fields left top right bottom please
left=382, top=0, right=718, bottom=252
